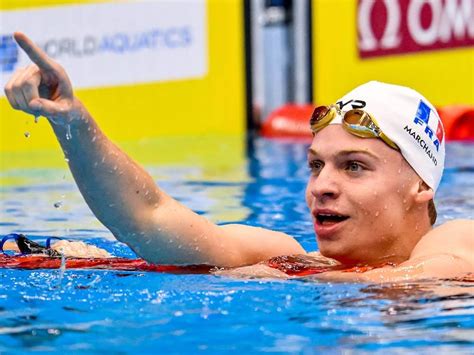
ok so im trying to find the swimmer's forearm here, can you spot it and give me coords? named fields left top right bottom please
left=49, top=99, right=163, bottom=238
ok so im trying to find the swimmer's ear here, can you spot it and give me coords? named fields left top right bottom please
left=412, top=180, right=434, bottom=203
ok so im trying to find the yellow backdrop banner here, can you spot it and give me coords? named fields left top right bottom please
left=312, top=0, right=474, bottom=106
left=0, top=0, right=246, bottom=156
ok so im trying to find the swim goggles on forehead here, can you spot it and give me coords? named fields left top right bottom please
left=309, top=104, right=399, bottom=150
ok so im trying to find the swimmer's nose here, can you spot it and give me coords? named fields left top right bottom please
left=308, top=167, right=340, bottom=202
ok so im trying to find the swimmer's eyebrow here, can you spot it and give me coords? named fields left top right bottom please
left=307, top=148, right=380, bottom=161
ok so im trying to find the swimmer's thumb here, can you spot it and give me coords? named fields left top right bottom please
left=28, top=99, right=61, bottom=118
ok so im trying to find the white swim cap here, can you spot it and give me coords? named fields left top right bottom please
left=330, top=81, right=445, bottom=192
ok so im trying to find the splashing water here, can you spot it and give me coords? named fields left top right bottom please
left=57, top=253, right=67, bottom=286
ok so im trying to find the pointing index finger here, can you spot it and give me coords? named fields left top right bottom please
left=13, top=32, right=56, bottom=72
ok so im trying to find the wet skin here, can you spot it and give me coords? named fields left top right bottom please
left=305, top=125, right=432, bottom=266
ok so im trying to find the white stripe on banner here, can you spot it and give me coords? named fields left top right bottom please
left=0, top=0, right=207, bottom=95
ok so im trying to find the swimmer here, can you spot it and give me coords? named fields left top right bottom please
left=4, top=32, right=473, bottom=282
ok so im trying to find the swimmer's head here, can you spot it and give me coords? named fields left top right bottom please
left=311, top=81, right=446, bottom=192
left=306, top=82, right=444, bottom=264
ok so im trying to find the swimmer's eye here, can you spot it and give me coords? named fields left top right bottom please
left=345, top=160, right=365, bottom=173
left=308, top=159, right=323, bottom=172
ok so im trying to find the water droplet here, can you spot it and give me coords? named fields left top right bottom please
left=384, top=205, right=388, bottom=210
left=92, top=135, right=97, bottom=142
left=34, top=115, right=40, bottom=124
left=53, top=201, right=63, bottom=208
left=375, top=211, right=380, bottom=217
left=403, top=199, right=406, bottom=204
left=24, top=131, right=30, bottom=138
left=64, top=157, right=69, bottom=162
left=398, top=168, right=401, bottom=174
left=65, top=125, right=72, bottom=140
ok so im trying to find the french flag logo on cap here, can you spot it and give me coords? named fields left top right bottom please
left=414, top=100, right=444, bottom=151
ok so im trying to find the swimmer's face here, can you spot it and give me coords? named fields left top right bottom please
left=305, top=125, right=426, bottom=265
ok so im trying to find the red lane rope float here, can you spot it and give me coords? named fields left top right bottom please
left=0, top=254, right=213, bottom=274
left=262, top=104, right=474, bottom=141
left=0, top=254, right=392, bottom=276
left=261, top=104, right=314, bottom=139
left=437, top=105, right=474, bottom=141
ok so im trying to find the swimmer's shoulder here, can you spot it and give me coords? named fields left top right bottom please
left=409, top=219, right=474, bottom=266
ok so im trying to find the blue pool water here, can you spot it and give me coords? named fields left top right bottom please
left=1, top=138, right=473, bottom=353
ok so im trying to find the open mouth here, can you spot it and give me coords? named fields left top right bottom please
left=316, top=213, right=349, bottom=225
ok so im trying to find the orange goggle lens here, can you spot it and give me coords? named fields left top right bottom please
left=309, top=106, right=398, bottom=150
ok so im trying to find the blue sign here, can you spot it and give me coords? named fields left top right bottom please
left=0, top=35, right=18, bottom=72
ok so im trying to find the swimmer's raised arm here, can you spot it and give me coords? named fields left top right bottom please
left=4, top=32, right=305, bottom=267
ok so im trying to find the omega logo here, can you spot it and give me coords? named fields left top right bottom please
left=358, top=0, right=474, bottom=55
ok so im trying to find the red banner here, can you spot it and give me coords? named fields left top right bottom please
left=358, top=0, right=474, bottom=58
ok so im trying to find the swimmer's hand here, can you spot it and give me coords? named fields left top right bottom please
left=2, top=239, right=110, bottom=258
left=4, top=32, right=80, bottom=124
left=51, top=240, right=111, bottom=259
